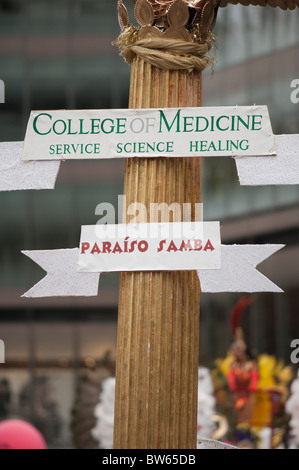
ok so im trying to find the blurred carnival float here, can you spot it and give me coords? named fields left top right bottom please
left=210, top=296, right=294, bottom=448
left=71, top=296, right=297, bottom=449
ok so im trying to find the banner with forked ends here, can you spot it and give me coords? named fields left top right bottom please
left=21, top=222, right=284, bottom=297
left=1, top=134, right=299, bottom=191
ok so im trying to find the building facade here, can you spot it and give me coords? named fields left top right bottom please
left=0, top=1, right=298, bottom=447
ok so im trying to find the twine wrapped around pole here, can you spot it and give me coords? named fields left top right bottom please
left=114, top=30, right=215, bottom=72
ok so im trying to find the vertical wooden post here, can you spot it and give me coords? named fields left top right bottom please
left=113, top=55, right=201, bottom=449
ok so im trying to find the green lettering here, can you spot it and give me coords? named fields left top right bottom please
left=159, top=109, right=181, bottom=133
left=239, top=139, right=249, bottom=150
left=183, top=116, right=194, bottom=132
left=251, top=115, right=262, bottom=131
left=79, top=119, right=89, bottom=135
left=190, top=141, right=198, bottom=152
left=138, top=142, right=145, bottom=152
left=71, top=144, right=79, bottom=153
left=208, top=141, right=216, bottom=151
left=116, top=118, right=126, bottom=134
left=85, top=144, right=93, bottom=153
left=166, top=141, right=173, bottom=152
left=33, top=113, right=52, bottom=135
left=236, top=115, right=250, bottom=131
left=230, top=140, right=239, bottom=151
left=101, top=118, right=115, bottom=134
left=56, top=144, right=63, bottom=154
left=200, top=141, right=208, bottom=151
left=216, top=116, right=229, bottom=131
left=156, top=142, right=165, bottom=152
left=53, top=120, right=67, bottom=135
left=124, top=143, right=132, bottom=153
left=146, top=142, right=155, bottom=152
left=64, top=144, right=71, bottom=154
left=195, top=117, right=209, bottom=132
left=67, top=119, right=77, bottom=135
left=210, top=116, right=215, bottom=132
left=91, top=119, right=101, bottom=134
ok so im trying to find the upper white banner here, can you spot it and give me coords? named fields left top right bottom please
left=235, top=134, right=299, bottom=185
left=22, top=106, right=276, bottom=161
left=0, top=141, right=60, bottom=191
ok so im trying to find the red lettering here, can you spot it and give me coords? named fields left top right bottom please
left=157, top=239, right=166, bottom=252
left=129, top=240, right=137, bottom=253
left=179, top=240, right=192, bottom=251
left=194, top=239, right=202, bottom=251
left=91, top=242, right=101, bottom=254
left=112, top=242, right=122, bottom=254
left=203, top=239, right=215, bottom=251
left=81, top=242, right=90, bottom=254
left=102, top=241, right=112, bottom=253
left=138, top=241, right=148, bottom=252
left=167, top=240, right=178, bottom=252
left=123, top=237, right=129, bottom=252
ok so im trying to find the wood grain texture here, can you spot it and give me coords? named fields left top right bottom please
left=113, top=56, right=201, bottom=449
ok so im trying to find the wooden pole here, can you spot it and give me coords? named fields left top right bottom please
left=113, top=55, right=202, bottom=449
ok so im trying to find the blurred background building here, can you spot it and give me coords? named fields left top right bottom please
left=0, top=0, right=298, bottom=448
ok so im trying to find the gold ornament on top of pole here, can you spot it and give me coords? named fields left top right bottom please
left=113, top=0, right=298, bottom=450
left=115, top=0, right=217, bottom=68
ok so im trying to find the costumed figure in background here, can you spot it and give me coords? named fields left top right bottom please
left=227, top=296, right=258, bottom=425
left=211, top=296, right=293, bottom=449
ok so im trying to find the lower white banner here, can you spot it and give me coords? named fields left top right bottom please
left=22, top=243, right=284, bottom=298
left=22, top=248, right=100, bottom=298
left=198, top=244, right=284, bottom=293
left=78, top=222, right=221, bottom=272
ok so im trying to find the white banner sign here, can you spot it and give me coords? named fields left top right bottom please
left=0, top=141, right=60, bottom=191
left=22, top=105, right=276, bottom=161
left=198, top=244, right=284, bottom=293
left=78, top=222, right=221, bottom=272
left=235, top=134, right=299, bottom=185
left=21, top=243, right=283, bottom=298
left=22, top=249, right=100, bottom=298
